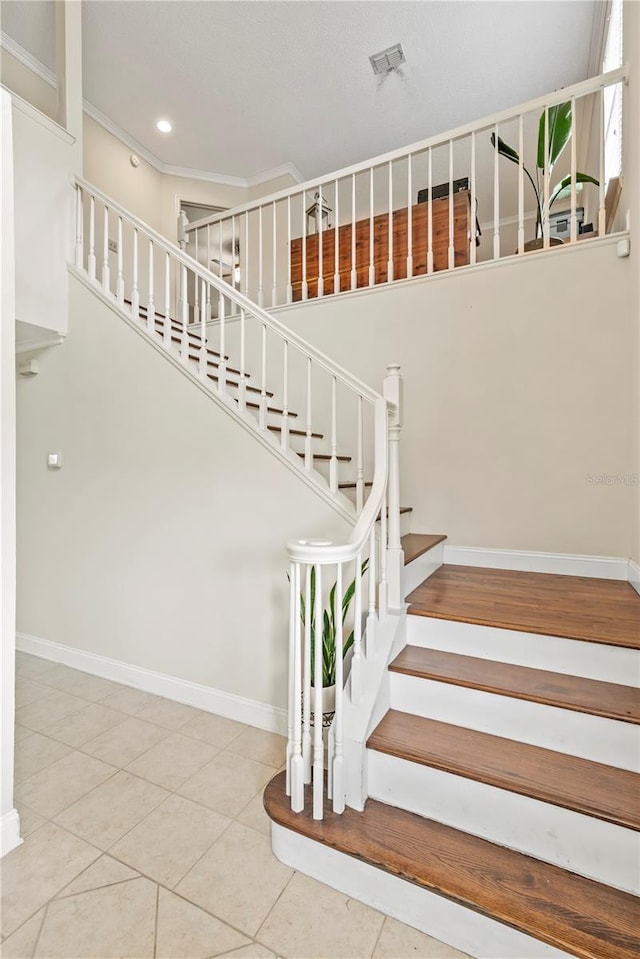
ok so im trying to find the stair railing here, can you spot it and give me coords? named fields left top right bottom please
left=286, top=364, right=403, bottom=820
left=72, top=176, right=387, bottom=517
left=183, top=67, right=627, bottom=310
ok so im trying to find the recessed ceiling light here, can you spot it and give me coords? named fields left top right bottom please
left=369, top=43, right=405, bottom=76
left=156, top=119, right=172, bottom=133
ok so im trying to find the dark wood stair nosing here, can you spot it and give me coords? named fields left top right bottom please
left=264, top=771, right=640, bottom=959
left=390, top=646, right=640, bottom=725
left=401, top=533, right=447, bottom=565
left=367, top=711, right=640, bottom=831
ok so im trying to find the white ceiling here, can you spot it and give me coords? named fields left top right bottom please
left=1, top=0, right=601, bottom=182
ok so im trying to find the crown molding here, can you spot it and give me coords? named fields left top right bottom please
left=0, top=31, right=307, bottom=191
left=0, top=30, right=56, bottom=87
left=246, top=161, right=305, bottom=187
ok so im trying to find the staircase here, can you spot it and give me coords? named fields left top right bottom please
left=265, top=536, right=640, bottom=959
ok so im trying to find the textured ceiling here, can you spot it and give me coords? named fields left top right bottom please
left=1, top=0, right=599, bottom=181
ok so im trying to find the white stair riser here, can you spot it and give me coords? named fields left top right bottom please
left=389, top=672, right=639, bottom=771
left=406, top=615, right=639, bottom=684
left=402, top=543, right=444, bottom=597
left=272, top=823, right=574, bottom=959
left=367, top=750, right=640, bottom=895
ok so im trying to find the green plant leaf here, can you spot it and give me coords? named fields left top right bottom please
left=549, top=172, right=599, bottom=208
left=537, top=101, right=572, bottom=173
left=490, top=132, right=520, bottom=165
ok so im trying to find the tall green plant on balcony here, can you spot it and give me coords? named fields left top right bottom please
left=491, top=102, right=598, bottom=238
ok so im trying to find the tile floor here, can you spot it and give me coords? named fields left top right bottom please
left=2, top=652, right=470, bottom=959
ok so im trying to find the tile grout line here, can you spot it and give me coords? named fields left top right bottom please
left=253, top=869, right=298, bottom=951
left=153, top=881, right=160, bottom=959
left=29, top=900, right=49, bottom=959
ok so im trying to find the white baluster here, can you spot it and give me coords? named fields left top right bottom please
left=88, top=195, right=96, bottom=280
left=131, top=227, right=139, bottom=319
left=281, top=340, right=290, bottom=451
left=367, top=529, right=377, bottom=654
left=312, top=562, right=324, bottom=820
left=239, top=308, right=246, bottom=412
left=289, top=561, right=304, bottom=811
left=258, top=206, right=264, bottom=307
left=102, top=206, right=110, bottom=292
left=407, top=154, right=413, bottom=279
left=286, top=197, right=293, bottom=304
left=598, top=86, right=606, bottom=236
left=74, top=185, right=83, bottom=268
left=356, top=394, right=364, bottom=514
left=259, top=322, right=267, bottom=428
left=180, top=264, right=189, bottom=362
left=351, top=173, right=357, bottom=290
left=329, top=376, right=338, bottom=493
left=471, top=132, right=478, bottom=265
left=146, top=240, right=154, bottom=332
left=163, top=252, right=171, bottom=348
left=244, top=211, right=250, bottom=298
left=448, top=140, right=455, bottom=269
left=207, top=225, right=211, bottom=282
left=517, top=117, right=525, bottom=254
left=570, top=97, right=577, bottom=243
left=218, top=222, right=224, bottom=289
left=351, top=553, right=363, bottom=705
left=305, top=358, right=313, bottom=470
left=272, top=201, right=278, bottom=307
left=218, top=294, right=226, bottom=395
left=302, top=563, right=312, bottom=783
left=317, top=185, right=324, bottom=298
left=493, top=123, right=501, bottom=258
left=384, top=364, right=403, bottom=610
left=231, top=216, right=237, bottom=292
left=427, top=148, right=434, bottom=273
left=543, top=108, right=550, bottom=248
left=333, top=179, right=340, bottom=295
left=332, top=561, right=345, bottom=814
left=301, top=191, right=308, bottom=300
left=116, top=216, right=124, bottom=302
left=368, top=168, right=375, bottom=286
left=193, top=231, right=199, bottom=326
left=387, top=160, right=394, bottom=282
left=199, top=278, right=207, bottom=378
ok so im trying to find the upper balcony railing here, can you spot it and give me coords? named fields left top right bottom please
left=183, top=67, right=628, bottom=314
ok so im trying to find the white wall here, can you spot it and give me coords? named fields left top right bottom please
left=16, top=273, right=351, bottom=711
left=12, top=93, right=75, bottom=335
left=275, top=238, right=638, bottom=559
left=1, top=89, right=20, bottom=856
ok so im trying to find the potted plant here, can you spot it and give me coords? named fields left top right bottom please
left=299, top=559, right=369, bottom=721
left=491, top=101, right=598, bottom=250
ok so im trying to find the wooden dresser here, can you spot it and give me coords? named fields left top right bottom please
left=290, top=191, right=472, bottom=301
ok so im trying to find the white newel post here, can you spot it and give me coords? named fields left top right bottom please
left=383, top=364, right=404, bottom=610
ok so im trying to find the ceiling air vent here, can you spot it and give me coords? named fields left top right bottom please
left=369, top=43, right=405, bottom=76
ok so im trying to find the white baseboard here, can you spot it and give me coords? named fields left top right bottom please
left=15, top=633, right=287, bottom=735
left=1, top=809, right=22, bottom=858
left=443, top=545, right=630, bottom=580
left=629, top=561, right=640, bottom=596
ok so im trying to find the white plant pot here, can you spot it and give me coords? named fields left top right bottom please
left=308, top=684, right=336, bottom=727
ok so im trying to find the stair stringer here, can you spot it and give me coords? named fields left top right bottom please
left=70, top=265, right=358, bottom=528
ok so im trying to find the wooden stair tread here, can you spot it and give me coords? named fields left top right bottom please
left=296, top=452, right=352, bottom=463
left=367, top=711, right=640, bottom=830
left=377, top=506, right=413, bottom=519
left=268, top=426, right=323, bottom=439
left=391, top=646, right=640, bottom=724
left=338, top=481, right=373, bottom=489
left=264, top=771, right=639, bottom=959
left=245, top=400, right=297, bottom=417
left=185, top=350, right=245, bottom=377
left=407, top=565, right=640, bottom=649
left=401, top=533, right=447, bottom=565
left=207, top=374, right=272, bottom=396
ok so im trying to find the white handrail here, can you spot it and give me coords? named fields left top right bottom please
left=185, top=66, right=628, bottom=233
left=73, top=176, right=379, bottom=403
